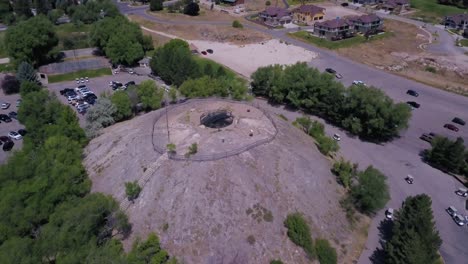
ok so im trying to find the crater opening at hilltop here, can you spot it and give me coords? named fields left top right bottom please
left=200, top=109, right=234, bottom=128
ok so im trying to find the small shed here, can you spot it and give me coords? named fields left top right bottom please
left=138, top=57, right=150, bottom=68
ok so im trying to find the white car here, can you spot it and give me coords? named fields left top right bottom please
left=385, top=208, right=394, bottom=220
left=8, top=131, right=22, bottom=140
left=352, top=80, right=367, bottom=86
left=85, top=77, right=89, bottom=82
left=1, top=102, right=10, bottom=109
left=454, top=214, right=465, bottom=226
left=333, top=133, right=341, bottom=141
left=455, top=188, right=468, bottom=197
left=75, top=78, right=80, bottom=84
left=447, top=206, right=458, bottom=217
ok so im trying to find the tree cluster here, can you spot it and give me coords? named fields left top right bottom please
left=437, top=0, right=468, bottom=8
left=424, top=136, right=468, bottom=176
left=91, top=15, right=152, bottom=65
left=251, top=63, right=411, bottom=142
left=294, top=116, right=339, bottom=156
left=384, top=194, right=442, bottom=264
left=5, top=15, right=59, bottom=66
left=0, top=78, right=175, bottom=263
left=68, top=0, right=119, bottom=25
left=350, top=166, right=390, bottom=215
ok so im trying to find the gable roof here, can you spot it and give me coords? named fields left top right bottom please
left=445, top=14, right=468, bottom=25
left=292, top=5, right=325, bottom=15
left=261, top=7, right=291, bottom=17
left=315, top=18, right=353, bottom=29
left=349, top=14, right=381, bottom=24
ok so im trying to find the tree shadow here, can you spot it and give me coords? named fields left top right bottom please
left=369, top=218, right=394, bottom=264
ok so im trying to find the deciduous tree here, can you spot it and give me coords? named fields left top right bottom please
left=111, top=90, right=133, bottom=121
left=136, top=80, right=164, bottom=111
left=1, top=75, right=20, bottom=94
left=351, top=166, right=390, bottom=215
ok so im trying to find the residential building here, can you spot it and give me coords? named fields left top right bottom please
left=313, top=18, right=354, bottom=40
left=220, top=0, right=245, bottom=6
left=443, top=14, right=468, bottom=31
left=348, top=14, right=384, bottom=34
left=353, top=0, right=378, bottom=5
left=292, top=5, right=325, bottom=25
left=378, top=0, right=410, bottom=14
left=259, top=7, right=292, bottom=27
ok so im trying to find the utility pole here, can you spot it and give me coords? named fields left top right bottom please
left=165, top=99, right=170, bottom=144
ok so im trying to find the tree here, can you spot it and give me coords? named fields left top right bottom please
left=168, top=87, right=178, bottom=103
left=183, top=2, right=199, bottom=16
left=13, top=0, right=32, bottom=18
left=350, top=166, right=390, bottom=215
left=125, top=181, right=142, bottom=202
left=5, top=16, right=58, bottom=66
left=332, top=158, right=357, bottom=189
left=425, top=136, right=467, bottom=175
left=150, top=0, right=163, bottom=11
left=315, top=239, right=337, bottom=264
left=19, top=81, right=41, bottom=96
left=232, top=20, right=243, bottom=28
left=16, top=62, right=39, bottom=83
left=0, top=0, right=12, bottom=22
left=136, top=80, right=164, bottom=111
left=111, top=91, right=133, bottom=122
left=35, top=0, right=51, bottom=15
left=186, top=143, right=198, bottom=157
left=284, top=213, right=315, bottom=258
left=384, top=194, right=442, bottom=264
left=105, top=35, right=144, bottom=65
left=1, top=75, right=20, bottom=94
left=127, top=233, right=170, bottom=263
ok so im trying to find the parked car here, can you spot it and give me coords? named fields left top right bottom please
left=405, top=175, right=414, bottom=184
left=8, top=111, right=17, bottom=119
left=206, top=49, right=213, bottom=54
left=455, top=187, right=468, bottom=197
left=18, top=129, right=27, bottom=136
left=16, top=99, right=22, bottom=107
left=444, top=123, right=459, bottom=132
left=0, top=136, right=10, bottom=143
left=420, top=133, right=433, bottom=143
left=8, top=131, right=22, bottom=140
left=447, top=206, right=458, bottom=217
left=325, top=68, right=337, bottom=74
left=453, top=214, right=465, bottom=226
left=60, top=88, right=74, bottom=95
left=125, top=81, right=136, bottom=87
left=452, top=117, right=465, bottom=126
left=406, top=101, right=420, bottom=109
left=406, top=90, right=419, bottom=97
left=1, top=102, right=10, bottom=109
left=333, top=133, right=341, bottom=141
left=352, top=80, right=366, bottom=86
left=341, top=2, right=349, bottom=6
left=2, top=140, right=14, bottom=151
left=201, top=51, right=207, bottom=55
left=112, top=82, right=123, bottom=90
left=335, top=73, right=343, bottom=79
left=385, top=208, right=394, bottom=219
left=76, top=78, right=80, bottom=84
left=0, top=114, right=12, bottom=123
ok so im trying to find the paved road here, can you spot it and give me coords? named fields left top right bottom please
left=114, top=2, right=468, bottom=263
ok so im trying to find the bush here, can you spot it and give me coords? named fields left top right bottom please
left=125, top=181, right=142, bottom=202
left=232, top=20, right=243, bottom=28
left=270, top=260, right=284, bottom=264
left=315, top=136, right=339, bottom=156
left=294, top=117, right=339, bottom=156
left=184, top=2, right=200, bottom=16
left=332, top=158, right=357, bottom=188
left=167, top=143, right=176, bottom=154
left=315, top=239, right=337, bottom=264
left=1, top=75, right=20, bottom=94
left=247, top=235, right=256, bottom=245
left=425, top=66, right=437, bottom=73
left=284, top=213, right=315, bottom=258
left=265, top=0, right=271, bottom=5
left=188, top=143, right=198, bottom=155
left=150, top=0, right=164, bottom=11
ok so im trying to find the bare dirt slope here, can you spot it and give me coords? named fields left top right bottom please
left=84, top=106, right=358, bottom=263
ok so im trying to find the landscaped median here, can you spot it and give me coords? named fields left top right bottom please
left=288, top=31, right=390, bottom=50
left=47, top=68, right=112, bottom=83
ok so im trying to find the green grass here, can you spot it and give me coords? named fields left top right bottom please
left=0, top=63, right=15, bottom=73
left=460, top=39, right=468, bottom=47
left=48, top=68, right=112, bottom=83
left=287, top=0, right=325, bottom=6
left=56, top=24, right=93, bottom=50
left=194, top=57, right=237, bottom=79
left=56, top=23, right=92, bottom=34
left=0, top=31, right=7, bottom=58
left=410, top=0, right=466, bottom=23
left=289, top=31, right=391, bottom=50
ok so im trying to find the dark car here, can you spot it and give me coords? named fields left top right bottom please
left=60, top=88, right=74, bottom=95
left=2, top=140, right=14, bottom=151
left=112, top=82, right=123, bottom=90
left=325, top=68, right=337, bottom=74
left=201, top=51, right=207, bottom=55
left=452, top=117, right=465, bottom=126
left=84, top=93, right=97, bottom=100
left=420, top=133, right=433, bottom=143
left=406, top=90, right=419, bottom=97
left=341, top=2, right=349, bottom=6
left=18, top=129, right=27, bottom=136
left=125, top=81, right=136, bottom=87
left=8, top=111, right=17, bottom=119
left=444, top=123, right=459, bottom=132
left=0, top=114, right=12, bottom=122
left=0, top=136, right=9, bottom=143
left=85, top=97, right=96, bottom=105
left=406, top=101, right=420, bottom=109
left=206, top=49, right=213, bottom=54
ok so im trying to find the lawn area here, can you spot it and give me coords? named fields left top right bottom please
left=56, top=24, right=93, bottom=50
left=460, top=39, right=468, bottom=47
left=0, top=31, right=8, bottom=58
left=287, top=0, right=325, bottom=6
left=48, top=68, right=112, bottom=83
left=289, top=31, right=391, bottom=50
left=410, top=0, right=466, bottom=23
left=56, top=23, right=92, bottom=34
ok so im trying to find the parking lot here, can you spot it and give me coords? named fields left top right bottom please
left=0, top=90, right=24, bottom=164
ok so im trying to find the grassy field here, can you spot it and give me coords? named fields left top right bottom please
left=48, top=68, right=112, bottom=83
left=289, top=31, right=391, bottom=50
left=0, top=31, right=7, bottom=58
left=460, top=39, right=468, bottom=47
left=56, top=24, right=93, bottom=50
left=286, top=0, right=325, bottom=6
left=56, top=23, right=92, bottom=34
left=410, top=0, right=466, bottom=23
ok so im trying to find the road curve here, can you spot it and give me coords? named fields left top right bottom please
left=114, top=2, right=468, bottom=263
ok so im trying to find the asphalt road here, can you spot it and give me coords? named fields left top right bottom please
left=114, top=2, right=468, bottom=263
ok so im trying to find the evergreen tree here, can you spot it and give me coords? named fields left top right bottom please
left=385, top=194, right=442, bottom=264
left=16, top=62, right=39, bottom=83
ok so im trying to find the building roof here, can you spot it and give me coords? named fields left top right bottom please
left=292, top=5, right=325, bottom=15
left=314, top=18, right=352, bottom=29
left=260, top=7, right=291, bottom=18
left=445, top=14, right=468, bottom=25
left=349, top=14, right=381, bottom=24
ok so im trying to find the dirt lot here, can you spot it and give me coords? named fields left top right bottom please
left=0, top=89, right=24, bottom=164
left=315, top=2, right=365, bottom=20
left=84, top=99, right=367, bottom=263
left=129, top=15, right=270, bottom=45
left=337, top=19, right=468, bottom=95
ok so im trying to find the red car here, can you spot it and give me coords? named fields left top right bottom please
left=444, top=124, right=459, bottom=132
left=201, top=51, right=207, bottom=55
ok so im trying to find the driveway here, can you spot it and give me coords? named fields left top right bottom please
left=113, top=1, right=468, bottom=263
